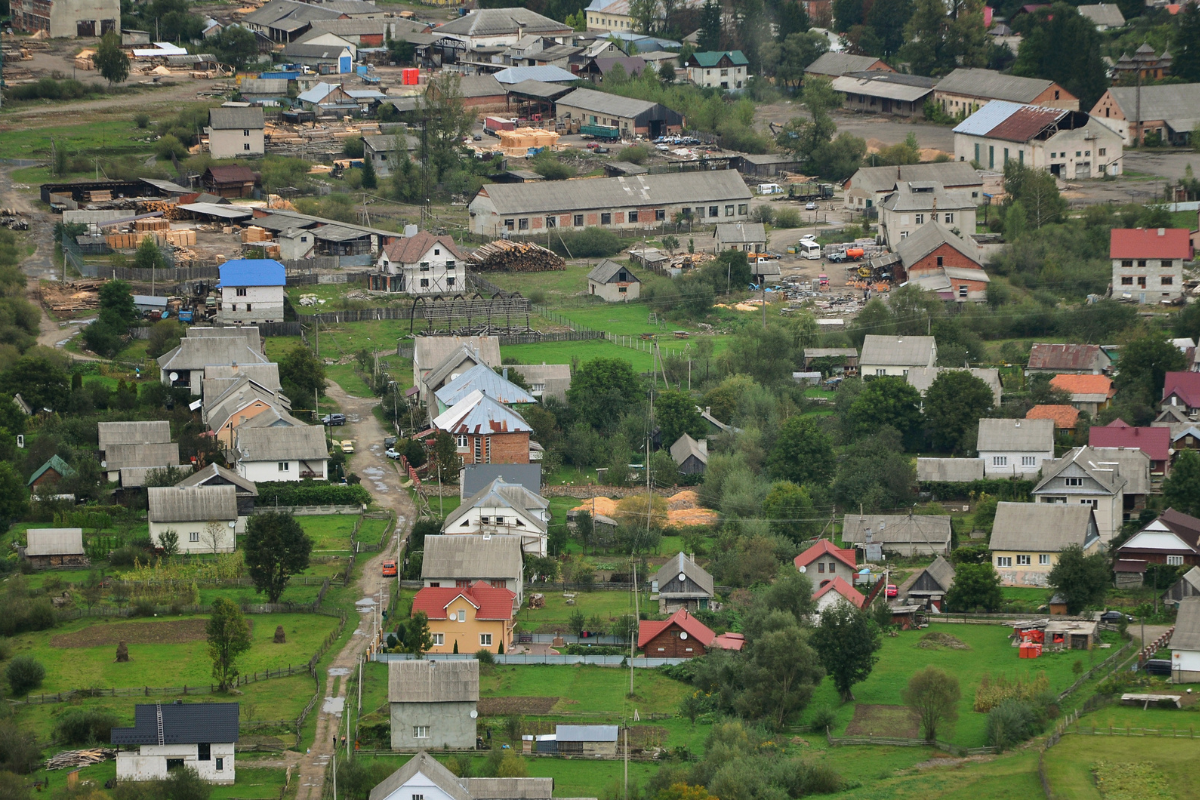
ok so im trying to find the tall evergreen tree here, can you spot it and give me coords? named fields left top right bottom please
left=1012, top=3, right=1108, bottom=108
left=698, top=0, right=722, bottom=50
left=1176, top=3, right=1200, bottom=83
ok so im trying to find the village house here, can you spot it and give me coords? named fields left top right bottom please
left=362, top=134, right=420, bottom=179
left=1026, top=342, right=1111, bottom=375
left=104, top=442, right=182, bottom=485
left=234, top=426, right=329, bottom=483
left=432, top=391, right=533, bottom=466
left=934, top=68, right=1078, bottom=115
left=436, top=7, right=571, bottom=48
left=977, top=418, right=1056, bottom=477
left=217, top=259, right=286, bottom=325
left=878, top=181, right=978, bottom=249
left=990, top=502, right=1100, bottom=586
left=1026, top=404, right=1081, bottom=433
left=375, top=231, right=467, bottom=295
left=412, top=582, right=516, bottom=654
left=10, top=0, right=118, bottom=37
left=412, top=336, right=502, bottom=402
left=586, top=260, right=641, bottom=302
left=440, top=478, right=548, bottom=555
left=387, top=659, right=478, bottom=750
left=435, top=365, right=536, bottom=415
left=510, top=363, right=571, bottom=403
left=1117, top=509, right=1200, bottom=570
left=112, top=702, right=238, bottom=783
left=159, top=327, right=268, bottom=395
left=843, top=162, right=984, bottom=213
left=98, top=421, right=170, bottom=459
left=579, top=55, right=650, bottom=83
left=903, top=555, right=955, bottom=610
left=371, top=752, right=552, bottom=800
left=653, top=552, right=715, bottom=614
left=916, top=457, right=985, bottom=483
left=832, top=71, right=936, bottom=117
left=468, top=171, right=751, bottom=237
left=176, top=463, right=258, bottom=517
left=813, top=577, right=867, bottom=613
left=459, top=464, right=541, bottom=498
left=906, top=367, right=1002, bottom=406
left=20, top=528, right=88, bottom=569
left=1077, top=3, right=1125, bottom=29
left=859, top=335, right=937, bottom=377
left=27, top=455, right=75, bottom=490
left=207, top=107, right=265, bottom=159
left=1166, top=565, right=1200, bottom=606
left=894, top=224, right=990, bottom=302
left=1049, top=374, right=1116, bottom=417
left=841, top=514, right=953, bottom=557
left=794, top=539, right=857, bottom=588
left=241, top=0, right=380, bottom=44
left=803, top=52, right=894, bottom=79
left=202, top=165, right=256, bottom=199
left=803, top=348, right=860, bottom=376
left=1090, top=84, right=1200, bottom=146
left=715, top=222, right=767, bottom=253
left=421, top=534, right=524, bottom=607
left=205, top=377, right=297, bottom=448
left=1163, top=372, right=1200, bottom=415
left=952, top=102, right=1122, bottom=178
left=1172, top=597, right=1200, bottom=682
left=669, top=433, right=708, bottom=475
left=683, top=50, right=749, bottom=91
left=1032, top=446, right=1129, bottom=542
left=148, top=486, right=240, bottom=553
left=1111, top=227, right=1190, bottom=303
left=637, top=608, right=744, bottom=657
left=1089, top=420, right=1172, bottom=479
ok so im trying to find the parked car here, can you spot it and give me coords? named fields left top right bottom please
left=1100, top=610, right=1134, bottom=624
left=338, top=440, right=355, bottom=454
left=385, top=448, right=401, bottom=460
left=383, top=436, right=397, bottom=449
left=1143, top=659, right=1172, bottom=676
left=322, top=413, right=346, bottom=426
left=805, top=201, right=817, bottom=210
left=886, top=584, right=898, bottom=597
left=473, top=134, right=482, bottom=141
left=382, top=560, right=397, bottom=577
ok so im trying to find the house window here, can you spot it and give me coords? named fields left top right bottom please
left=504, top=219, right=514, bottom=231
left=1121, top=277, right=1133, bottom=285
left=278, top=462, right=289, bottom=472
left=709, top=206, right=719, bottom=217
left=738, top=204, right=748, bottom=215
left=1017, top=555, right=1031, bottom=566
left=236, top=288, right=247, bottom=296
left=198, top=744, right=211, bottom=762
left=432, top=633, right=444, bottom=646
left=1138, top=260, right=1147, bottom=267
left=993, top=456, right=1007, bottom=466
left=419, top=262, right=430, bottom=271
left=1099, top=148, right=1106, bottom=156
left=546, top=216, right=556, bottom=228
left=167, top=759, right=185, bottom=772
left=628, top=210, right=639, bottom=223
left=656, top=209, right=666, bottom=221
left=724, top=205, right=734, bottom=216
left=244, top=129, right=250, bottom=136
left=420, top=279, right=429, bottom=288
left=1162, top=276, right=1174, bottom=285
left=474, top=437, right=482, bottom=461
left=456, top=434, right=468, bottom=448
left=244, top=143, right=251, bottom=151
left=480, top=633, right=493, bottom=646
left=875, top=369, right=886, bottom=376
left=246, top=304, right=251, bottom=311
left=915, top=214, right=924, bottom=224
left=1039, top=554, right=1050, bottom=565
left=959, top=285, right=968, bottom=298
left=1064, top=477, right=1082, bottom=487
left=1081, top=499, right=1098, bottom=508
left=1022, top=456, right=1036, bottom=466
left=519, top=218, right=529, bottom=231
left=601, top=212, right=611, bottom=225
left=447, top=277, right=455, bottom=286
left=937, top=256, right=944, bottom=267
left=190, top=532, right=200, bottom=543
left=945, top=213, right=954, bottom=224
left=996, top=556, right=1012, bottom=567
left=414, top=726, right=430, bottom=739
left=574, top=214, right=584, bottom=227
left=1168, top=555, right=1185, bottom=565
left=458, top=610, right=466, bottom=622
left=818, top=562, right=825, bottom=573
left=216, top=758, right=224, bottom=771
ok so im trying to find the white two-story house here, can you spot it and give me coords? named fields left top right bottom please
left=375, top=231, right=467, bottom=295
left=439, top=477, right=549, bottom=555
left=1033, top=446, right=1128, bottom=543
left=684, top=51, right=749, bottom=91
left=859, top=335, right=937, bottom=377
left=234, top=425, right=330, bottom=483
left=217, top=259, right=286, bottom=325
left=878, top=180, right=978, bottom=250
left=977, top=418, right=1055, bottom=478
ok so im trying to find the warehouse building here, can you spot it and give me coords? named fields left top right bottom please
left=953, top=101, right=1123, bottom=179
left=467, top=170, right=752, bottom=237
left=11, top=0, right=118, bottom=37
left=934, top=68, right=1078, bottom=115
left=832, top=71, right=936, bottom=118
left=554, top=87, right=684, bottom=139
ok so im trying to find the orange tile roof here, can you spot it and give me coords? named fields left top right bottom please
left=1026, top=404, right=1080, bottom=429
left=795, top=539, right=857, bottom=571
left=637, top=608, right=715, bottom=649
left=1049, top=373, right=1115, bottom=398
left=812, top=576, right=866, bottom=608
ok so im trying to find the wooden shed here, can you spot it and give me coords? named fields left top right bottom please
left=20, top=528, right=88, bottom=569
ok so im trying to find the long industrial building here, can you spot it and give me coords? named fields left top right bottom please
left=467, top=170, right=752, bottom=237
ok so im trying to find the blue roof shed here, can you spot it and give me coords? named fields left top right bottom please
left=217, top=259, right=287, bottom=288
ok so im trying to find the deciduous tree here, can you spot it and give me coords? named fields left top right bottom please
left=95, top=32, right=130, bottom=85
left=903, top=666, right=960, bottom=742
left=944, top=562, right=1003, bottom=611
left=847, top=377, right=921, bottom=439
left=766, top=415, right=834, bottom=485
left=1113, top=334, right=1186, bottom=403
left=810, top=602, right=881, bottom=701
left=567, top=358, right=644, bottom=432
left=1047, top=544, right=1111, bottom=614
left=923, top=370, right=995, bottom=453
left=654, top=389, right=706, bottom=446
left=206, top=597, right=251, bottom=690
left=244, top=512, right=314, bottom=602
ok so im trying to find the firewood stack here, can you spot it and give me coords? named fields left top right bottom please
left=467, top=240, right=565, bottom=272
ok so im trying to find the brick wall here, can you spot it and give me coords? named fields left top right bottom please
left=463, top=432, right=530, bottom=464
left=907, top=242, right=981, bottom=276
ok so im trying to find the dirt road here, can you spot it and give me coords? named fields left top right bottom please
left=294, top=381, right=413, bottom=800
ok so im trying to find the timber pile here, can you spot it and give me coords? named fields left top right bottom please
left=468, top=240, right=564, bottom=272
left=42, top=280, right=102, bottom=314
left=45, top=749, right=115, bottom=770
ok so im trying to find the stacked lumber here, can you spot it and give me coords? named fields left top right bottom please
left=135, top=217, right=170, bottom=233
left=105, top=232, right=142, bottom=250
left=45, top=749, right=115, bottom=770
left=241, top=226, right=272, bottom=243
left=162, top=229, right=196, bottom=247
left=42, top=280, right=102, bottom=314
left=468, top=240, right=564, bottom=272
left=142, top=200, right=181, bottom=220
left=87, top=190, right=111, bottom=203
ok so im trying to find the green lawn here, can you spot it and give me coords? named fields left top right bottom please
left=517, top=588, right=646, bottom=632
left=1042, top=733, right=1196, bottom=799
left=803, top=623, right=1098, bottom=747
left=326, top=364, right=374, bottom=397
left=478, top=664, right=689, bottom=717
left=299, top=515, right=359, bottom=552
left=7, top=612, right=339, bottom=693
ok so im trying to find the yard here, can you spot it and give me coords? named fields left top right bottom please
left=1042, top=733, right=1194, bottom=799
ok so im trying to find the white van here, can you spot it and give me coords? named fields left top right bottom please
left=798, top=240, right=821, bottom=260
left=757, top=183, right=783, bottom=195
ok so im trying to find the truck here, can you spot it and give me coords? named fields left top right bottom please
left=484, top=116, right=515, bottom=136
left=580, top=124, right=620, bottom=140
left=787, top=182, right=834, bottom=201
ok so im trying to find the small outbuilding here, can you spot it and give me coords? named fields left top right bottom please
left=669, top=433, right=708, bottom=475
left=387, top=659, right=478, bottom=750
left=20, top=528, right=88, bottom=569
left=555, top=725, right=618, bottom=757
left=586, top=260, right=640, bottom=302
left=904, top=555, right=955, bottom=610
left=653, top=552, right=715, bottom=614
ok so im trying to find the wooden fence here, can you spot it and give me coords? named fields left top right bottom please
left=825, top=730, right=998, bottom=756
left=497, top=331, right=605, bottom=345
left=1055, top=639, right=1134, bottom=702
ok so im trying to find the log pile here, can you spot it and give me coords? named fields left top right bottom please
left=42, top=280, right=103, bottom=315
left=468, top=240, right=564, bottom=272
left=45, top=749, right=115, bottom=770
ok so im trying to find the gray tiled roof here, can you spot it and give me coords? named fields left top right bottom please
left=370, top=752, right=472, bottom=800
left=882, top=181, right=976, bottom=212
left=1033, top=446, right=1130, bottom=495
left=669, top=433, right=707, bottom=466
left=653, top=551, right=714, bottom=596
left=478, top=170, right=751, bottom=216
left=421, top=534, right=523, bottom=580
left=235, top=425, right=328, bottom=462
left=158, top=336, right=269, bottom=372
left=895, top=223, right=979, bottom=268
left=989, top=501, right=1096, bottom=552
left=916, top=457, right=985, bottom=482
left=841, top=514, right=952, bottom=545
left=587, top=259, right=638, bottom=284
left=934, top=68, right=1058, bottom=103
left=415, top=336, right=502, bottom=374
left=98, top=420, right=171, bottom=452
left=387, top=659, right=479, bottom=703
left=860, top=335, right=935, bottom=367
left=209, top=106, right=264, bottom=130
left=176, top=462, right=259, bottom=496
left=111, top=703, right=239, bottom=745
left=104, top=442, right=181, bottom=473
left=1105, top=84, right=1200, bottom=129
left=148, top=485, right=237, bottom=523
left=847, top=162, right=982, bottom=196
left=437, top=8, right=570, bottom=37
left=25, top=528, right=84, bottom=557
left=805, top=52, right=886, bottom=76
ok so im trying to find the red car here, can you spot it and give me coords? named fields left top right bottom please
left=885, top=584, right=898, bottom=598
left=382, top=560, right=397, bottom=577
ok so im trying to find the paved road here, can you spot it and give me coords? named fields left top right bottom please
left=294, top=382, right=414, bottom=800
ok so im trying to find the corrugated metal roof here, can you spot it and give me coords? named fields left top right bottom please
left=1027, top=343, right=1106, bottom=371
left=669, top=433, right=707, bottom=467
left=1105, top=84, right=1200, bottom=126
left=493, top=65, right=578, bottom=84
left=916, top=457, right=985, bottom=482
left=98, top=420, right=171, bottom=451
left=832, top=72, right=935, bottom=103
left=111, top=703, right=240, bottom=745
left=148, top=485, right=237, bottom=523
left=178, top=203, right=255, bottom=220
left=436, top=363, right=537, bottom=407
left=119, top=464, right=194, bottom=489
left=556, top=725, right=618, bottom=742
left=104, top=442, right=181, bottom=472
left=953, top=99, right=1026, bottom=136
left=421, top=534, right=523, bottom=581
left=370, top=752, right=473, bottom=800
left=387, top=658, right=479, bottom=703
left=895, top=223, right=979, bottom=268
left=715, top=222, right=766, bottom=245
left=990, top=501, right=1097, bottom=552
left=805, top=52, right=888, bottom=76
left=1077, top=3, right=1125, bottom=25
left=415, top=335, right=502, bottom=375
left=157, top=335, right=270, bottom=372
left=218, top=259, right=286, bottom=288
left=587, top=259, right=638, bottom=284
left=235, top=425, right=328, bottom=462
left=937, top=68, right=1058, bottom=103
left=25, top=528, right=84, bottom=557
left=433, top=390, right=532, bottom=435
left=555, top=87, right=674, bottom=120
left=1172, top=597, right=1200, bottom=651
left=847, top=162, right=981, bottom=196
left=437, top=8, right=571, bottom=37
left=984, top=104, right=1067, bottom=142
left=443, top=478, right=546, bottom=531
left=461, top=464, right=541, bottom=496
left=477, top=170, right=750, bottom=216
left=653, top=551, right=714, bottom=596
left=842, top=514, right=952, bottom=545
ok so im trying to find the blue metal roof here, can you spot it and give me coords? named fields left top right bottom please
left=492, top=65, right=578, bottom=84
left=260, top=71, right=299, bottom=80
left=218, top=259, right=286, bottom=288
left=952, top=100, right=1023, bottom=136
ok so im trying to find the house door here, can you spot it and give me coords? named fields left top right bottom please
left=882, top=99, right=892, bottom=113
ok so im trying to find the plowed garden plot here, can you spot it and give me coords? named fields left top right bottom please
left=51, top=619, right=251, bottom=648
left=478, top=697, right=560, bottom=715
left=845, top=704, right=920, bottom=738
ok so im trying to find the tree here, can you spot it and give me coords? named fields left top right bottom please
left=80, top=573, right=105, bottom=611
left=6, top=656, right=45, bottom=696
left=213, top=25, right=259, bottom=71
left=658, top=61, right=676, bottom=84
left=1012, top=4, right=1107, bottom=109
left=1177, top=3, right=1200, bottom=83
left=244, top=512, right=314, bottom=602
left=716, top=324, right=795, bottom=386
left=899, top=0, right=986, bottom=76
left=360, top=148, right=378, bottom=190
left=763, top=481, right=818, bottom=542
left=943, top=562, right=1003, bottom=612
left=629, top=0, right=656, bottom=32
left=1164, top=450, right=1200, bottom=517
left=698, top=0, right=721, bottom=50
left=831, top=428, right=917, bottom=512
left=99, top=279, right=138, bottom=324
left=1113, top=334, right=1186, bottom=403
left=903, top=667, right=960, bottom=742
left=147, top=319, right=185, bottom=359
left=1, top=355, right=70, bottom=412
left=775, top=78, right=839, bottom=172
left=417, top=73, right=475, bottom=187
left=95, top=31, right=130, bottom=85
left=766, top=415, right=835, bottom=486
left=403, top=611, right=435, bottom=656
left=923, top=371, right=994, bottom=453
left=775, top=31, right=828, bottom=89
left=430, top=431, right=462, bottom=479
left=865, top=0, right=914, bottom=57
left=201, top=520, right=228, bottom=555
left=206, top=597, right=251, bottom=690
left=158, top=530, right=180, bottom=559
left=1004, top=200, right=1027, bottom=241
left=655, top=389, right=706, bottom=446
left=810, top=603, right=881, bottom=701
left=1047, top=544, right=1111, bottom=614
left=1003, top=162, right=1066, bottom=228
left=737, top=620, right=825, bottom=729
left=134, top=235, right=166, bottom=271
left=279, top=344, right=327, bottom=406
left=847, top=377, right=921, bottom=440
left=567, top=358, right=644, bottom=432
left=0, top=463, right=29, bottom=530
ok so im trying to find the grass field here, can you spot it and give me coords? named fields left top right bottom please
left=1042, top=733, right=1196, bottom=799
left=516, top=588, right=646, bottom=632
left=326, top=363, right=374, bottom=397
left=8, top=612, right=339, bottom=693
left=804, top=623, right=1097, bottom=747
left=479, top=664, right=689, bottom=716
left=301, top=515, right=359, bottom=552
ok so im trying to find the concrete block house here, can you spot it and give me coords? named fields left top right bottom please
left=112, top=702, right=238, bottom=783
left=1110, top=227, right=1190, bottom=304
left=387, top=659, right=478, bottom=750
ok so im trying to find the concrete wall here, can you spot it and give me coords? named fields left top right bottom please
left=881, top=206, right=977, bottom=250
left=116, top=743, right=235, bottom=783
left=238, top=458, right=328, bottom=483
left=210, top=128, right=265, bottom=159
left=955, top=124, right=1121, bottom=179
left=389, top=701, right=477, bottom=749
left=149, top=519, right=240, bottom=553
left=219, top=286, right=285, bottom=324
left=587, top=278, right=640, bottom=302
left=1112, top=257, right=1184, bottom=303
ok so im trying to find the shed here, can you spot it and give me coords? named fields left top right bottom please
left=27, top=454, right=76, bottom=489
left=387, top=659, right=479, bottom=750
left=668, top=433, right=708, bottom=475
left=1165, top=566, right=1200, bottom=607
left=916, top=457, right=985, bottom=483
left=21, top=528, right=87, bottom=569
left=586, top=260, right=640, bottom=302
left=905, top=555, right=955, bottom=609
left=555, top=725, right=618, bottom=757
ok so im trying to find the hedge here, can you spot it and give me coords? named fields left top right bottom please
left=254, top=482, right=372, bottom=506
left=919, top=479, right=1034, bottom=502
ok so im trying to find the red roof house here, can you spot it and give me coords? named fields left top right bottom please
left=812, top=576, right=866, bottom=611
left=1163, top=371, right=1200, bottom=413
left=1110, top=228, right=1193, bottom=260
left=1026, top=404, right=1081, bottom=430
left=1089, top=419, right=1172, bottom=476
left=411, top=582, right=516, bottom=654
left=1111, top=228, right=1191, bottom=304
left=637, top=608, right=741, bottom=658
left=1049, top=374, right=1117, bottom=415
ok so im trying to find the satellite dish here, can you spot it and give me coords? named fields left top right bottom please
left=678, top=572, right=686, bottom=583
left=798, top=565, right=807, bottom=573
left=101, top=460, right=107, bottom=469
left=470, top=710, right=478, bottom=719
left=679, top=632, right=688, bottom=640
left=228, top=521, right=236, bottom=528
left=169, top=372, right=179, bottom=382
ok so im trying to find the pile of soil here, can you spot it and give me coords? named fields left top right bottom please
left=666, top=490, right=719, bottom=527
left=917, top=632, right=970, bottom=651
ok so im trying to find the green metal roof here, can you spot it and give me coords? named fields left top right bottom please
left=27, top=454, right=76, bottom=487
left=689, top=50, right=749, bottom=67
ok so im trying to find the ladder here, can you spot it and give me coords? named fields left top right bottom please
left=648, top=312, right=657, bottom=324
left=155, top=704, right=165, bottom=746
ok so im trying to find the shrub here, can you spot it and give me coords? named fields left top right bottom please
left=974, top=671, right=1050, bottom=712
left=0, top=720, right=41, bottom=773
left=773, top=208, right=801, bottom=228
left=54, top=708, right=119, bottom=744
left=620, top=144, right=649, bottom=165
left=751, top=205, right=774, bottom=225
left=109, top=545, right=144, bottom=567
left=985, top=699, right=1039, bottom=750
left=475, top=649, right=496, bottom=665
left=6, top=656, right=45, bottom=696
left=808, top=705, right=836, bottom=733
left=254, top=482, right=371, bottom=506
left=550, top=227, right=622, bottom=258
left=132, top=599, right=156, bottom=617
left=134, top=113, right=150, bottom=128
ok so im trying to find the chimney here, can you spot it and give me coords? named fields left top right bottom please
left=1159, top=227, right=1166, bottom=236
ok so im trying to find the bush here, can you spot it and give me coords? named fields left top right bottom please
left=620, top=144, right=649, bottom=165
left=0, top=720, right=41, bottom=773
left=808, top=705, right=836, bottom=733
left=254, top=482, right=371, bottom=506
left=109, top=544, right=144, bottom=567
left=550, top=227, right=623, bottom=258
left=6, top=656, right=45, bottom=696
left=54, top=708, right=119, bottom=744
left=773, top=208, right=801, bottom=228
left=134, top=113, right=150, bottom=128
left=132, top=599, right=155, bottom=617
left=751, top=205, right=775, bottom=225
left=985, top=699, right=1039, bottom=750
left=476, top=649, right=496, bottom=665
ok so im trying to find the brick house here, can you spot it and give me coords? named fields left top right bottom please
left=27, top=455, right=75, bottom=490
left=637, top=608, right=744, bottom=658
left=431, top=390, right=532, bottom=465
left=1111, top=227, right=1190, bottom=304
left=894, top=223, right=989, bottom=302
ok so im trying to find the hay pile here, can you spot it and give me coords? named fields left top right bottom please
left=916, top=632, right=970, bottom=650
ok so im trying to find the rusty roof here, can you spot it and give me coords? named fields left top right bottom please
left=980, top=104, right=1066, bottom=142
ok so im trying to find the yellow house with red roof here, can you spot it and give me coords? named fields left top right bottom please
left=412, top=582, right=516, bottom=655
